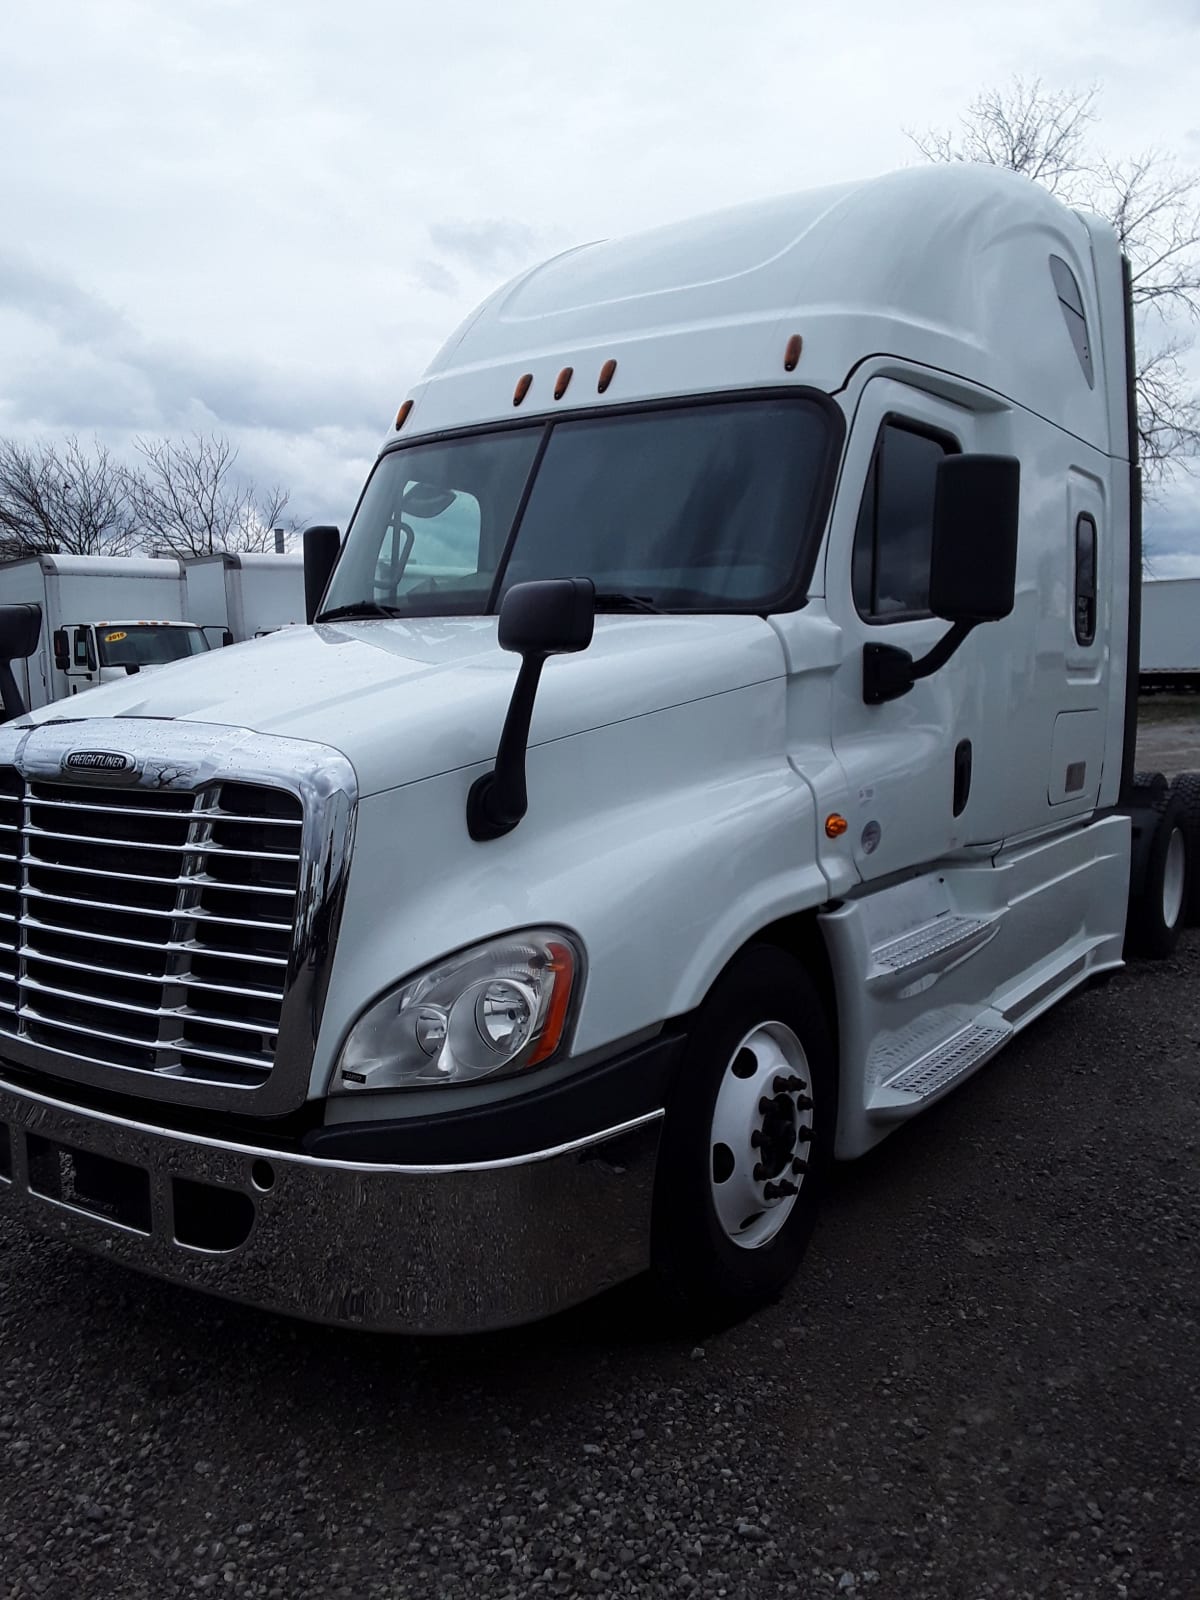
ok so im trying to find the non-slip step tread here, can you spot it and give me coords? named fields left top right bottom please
left=872, top=914, right=992, bottom=974
left=883, top=1019, right=1009, bottom=1099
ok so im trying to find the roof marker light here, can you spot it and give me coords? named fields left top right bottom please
left=597, top=359, right=617, bottom=394
left=513, top=373, right=533, bottom=406
left=784, top=335, right=803, bottom=372
left=394, top=399, right=413, bottom=430
left=554, top=367, right=573, bottom=400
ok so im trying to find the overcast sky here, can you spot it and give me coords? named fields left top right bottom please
left=2, top=0, right=1198, bottom=564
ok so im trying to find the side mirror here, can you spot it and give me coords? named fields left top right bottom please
left=222, top=628, right=234, bottom=648
left=303, top=525, right=342, bottom=624
left=467, top=578, right=596, bottom=841
left=53, top=628, right=69, bottom=673
left=85, top=632, right=98, bottom=674
left=863, top=454, right=1020, bottom=706
left=0, top=602, right=42, bottom=722
left=929, top=455, right=1020, bottom=624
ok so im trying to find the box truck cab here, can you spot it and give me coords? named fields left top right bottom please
left=0, top=165, right=1190, bottom=1333
left=0, top=555, right=208, bottom=710
left=54, top=619, right=210, bottom=696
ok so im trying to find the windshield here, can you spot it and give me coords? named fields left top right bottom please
left=96, top=626, right=210, bottom=667
left=321, top=395, right=834, bottom=618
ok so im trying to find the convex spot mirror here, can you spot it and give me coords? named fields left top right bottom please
left=929, top=454, right=1021, bottom=625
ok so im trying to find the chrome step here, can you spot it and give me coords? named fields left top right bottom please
left=869, top=1015, right=1011, bottom=1120
left=868, top=913, right=996, bottom=990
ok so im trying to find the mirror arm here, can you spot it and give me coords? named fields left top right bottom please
left=467, top=653, right=548, bottom=841
left=863, top=620, right=974, bottom=705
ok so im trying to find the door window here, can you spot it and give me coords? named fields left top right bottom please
left=73, top=630, right=90, bottom=668
left=852, top=420, right=957, bottom=622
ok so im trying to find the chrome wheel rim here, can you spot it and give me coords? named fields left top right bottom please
left=1163, top=826, right=1186, bottom=929
left=709, top=1020, right=814, bottom=1250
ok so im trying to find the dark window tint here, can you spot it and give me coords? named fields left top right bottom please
left=501, top=401, right=830, bottom=608
left=852, top=421, right=956, bottom=621
left=1075, top=513, right=1097, bottom=646
left=1050, top=256, right=1094, bottom=388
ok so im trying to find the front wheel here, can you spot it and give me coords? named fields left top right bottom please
left=651, top=945, right=836, bottom=1324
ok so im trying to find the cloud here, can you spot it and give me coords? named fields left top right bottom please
left=427, top=219, right=539, bottom=272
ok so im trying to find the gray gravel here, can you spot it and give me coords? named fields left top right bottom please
left=1, top=942, right=1198, bottom=1599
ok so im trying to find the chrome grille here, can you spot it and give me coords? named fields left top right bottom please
left=0, top=768, right=302, bottom=1089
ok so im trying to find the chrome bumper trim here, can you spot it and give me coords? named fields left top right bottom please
left=0, top=1076, right=662, bottom=1334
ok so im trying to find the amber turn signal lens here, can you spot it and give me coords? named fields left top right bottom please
left=825, top=813, right=848, bottom=838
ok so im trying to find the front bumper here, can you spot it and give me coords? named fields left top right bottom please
left=0, top=1073, right=663, bottom=1334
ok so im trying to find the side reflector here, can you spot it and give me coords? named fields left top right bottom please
left=784, top=335, right=803, bottom=372
left=394, top=399, right=413, bottom=430
left=824, top=813, right=848, bottom=839
left=597, top=358, right=617, bottom=394
left=554, top=366, right=573, bottom=400
left=513, top=373, right=533, bottom=406
left=527, top=940, right=577, bottom=1066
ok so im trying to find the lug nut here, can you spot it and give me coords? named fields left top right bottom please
left=773, top=1074, right=807, bottom=1094
left=753, top=1162, right=767, bottom=1183
left=791, top=1157, right=808, bottom=1175
left=794, top=1127, right=813, bottom=1144
left=763, top=1178, right=800, bottom=1201
left=750, top=1130, right=763, bottom=1149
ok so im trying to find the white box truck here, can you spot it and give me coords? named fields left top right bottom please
left=0, top=554, right=211, bottom=710
left=184, top=552, right=306, bottom=644
left=0, top=165, right=1194, bottom=1334
left=1140, top=575, right=1200, bottom=689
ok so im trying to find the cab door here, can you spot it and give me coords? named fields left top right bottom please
left=824, top=377, right=988, bottom=882
left=66, top=626, right=97, bottom=695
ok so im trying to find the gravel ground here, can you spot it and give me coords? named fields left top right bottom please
left=1, top=931, right=1197, bottom=1600
left=1135, top=697, right=1200, bottom=777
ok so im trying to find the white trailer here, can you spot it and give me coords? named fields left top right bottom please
left=0, top=554, right=210, bottom=710
left=1140, top=576, right=1200, bottom=690
left=0, top=165, right=1195, bottom=1336
left=184, top=552, right=306, bottom=644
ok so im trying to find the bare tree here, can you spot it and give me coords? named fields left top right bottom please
left=909, top=79, right=1200, bottom=485
left=0, top=435, right=138, bottom=559
left=125, top=433, right=293, bottom=558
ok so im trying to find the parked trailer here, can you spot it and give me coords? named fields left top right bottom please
left=0, top=554, right=209, bottom=710
left=0, top=165, right=1195, bottom=1335
left=1140, top=576, right=1200, bottom=690
left=184, top=552, right=306, bottom=644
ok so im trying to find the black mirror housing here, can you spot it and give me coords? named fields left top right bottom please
left=52, top=628, right=69, bottom=673
left=303, top=525, right=342, bottom=624
left=930, top=454, right=1020, bottom=624
left=469, top=579, right=597, bottom=841
left=498, top=578, right=596, bottom=658
left=0, top=603, right=42, bottom=723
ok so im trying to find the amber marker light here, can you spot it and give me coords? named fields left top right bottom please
left=597, top=358, right=617, bottom=393
left=527, top=940, right=577, bottom=1065
left=513, top=373, right=533, bottom=406
left=554, top=366, right=573, bottom=400
left=825, top=813, right=848, bottom=839
left=784, top=334, right=803, bottom=372
left=394, top=399, right=413, bottom=430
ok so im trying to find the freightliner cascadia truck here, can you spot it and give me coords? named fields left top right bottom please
left=0, top=165, right=1193, bottom=1333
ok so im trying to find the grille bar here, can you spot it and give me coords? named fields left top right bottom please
left=24, top=857, right=297, bottom=897
left=0, top=769, right=303, bottom=1088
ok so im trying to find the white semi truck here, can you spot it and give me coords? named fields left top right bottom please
left=0, top=554, right=210, bottom=710
left=184, top=552, right=306, bottom=644
left=0, top=165, right=1193, bottom=1334
left=1140, top=575, right=1200, bottom=690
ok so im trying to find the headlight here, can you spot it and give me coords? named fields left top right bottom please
left=335, top=929, right=581, bottom=1092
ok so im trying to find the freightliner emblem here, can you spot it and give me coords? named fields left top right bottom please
left=62, top=750, right=137, bottom=775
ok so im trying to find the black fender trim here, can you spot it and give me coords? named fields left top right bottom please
left=302, top=1032, right=687, bottom=1166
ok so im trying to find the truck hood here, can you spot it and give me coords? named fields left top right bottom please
left=27, top=614, right=785, bottom=796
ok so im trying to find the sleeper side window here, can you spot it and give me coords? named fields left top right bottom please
left=1075, top=513, right=1098, bottom=646
left=852, top=420, right=957, bottom=622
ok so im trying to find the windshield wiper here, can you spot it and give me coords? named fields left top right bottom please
left=592, top=591, right=662, bottom=614
left=315, top=601, right=405, bottom=623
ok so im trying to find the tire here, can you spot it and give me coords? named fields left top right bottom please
left=1125, top=789, right=1190, bottom=959
left=650, top=944, right=836, bottom=1325
left=1169, top=772, right=1200, bottom=925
